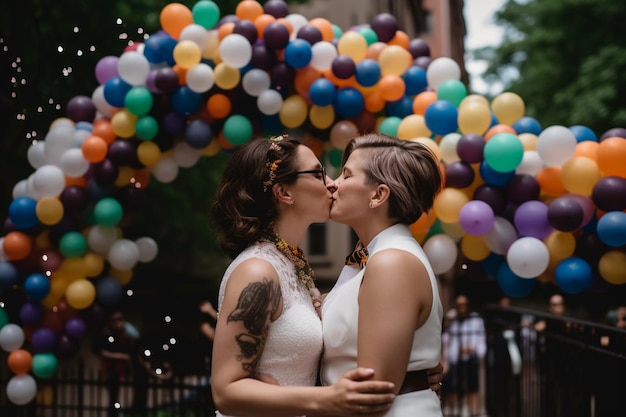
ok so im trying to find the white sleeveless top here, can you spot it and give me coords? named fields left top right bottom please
left=321, top=224, right=443, bottom=416
left=216, top=242, right=323, bottom=417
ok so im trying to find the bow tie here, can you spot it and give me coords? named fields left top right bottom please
left=345, top=247, right=368, bottom=269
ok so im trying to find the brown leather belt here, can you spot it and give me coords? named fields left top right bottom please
left=398, top=370, right=430, bottom=394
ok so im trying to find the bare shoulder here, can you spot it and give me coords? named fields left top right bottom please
left=229, top=257, right=279, bottom=285
left=367, top=248, right=427, bottom=278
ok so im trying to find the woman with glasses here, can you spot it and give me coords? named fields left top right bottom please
left=321, top=133, right=444, bottom=416
left=210, top=135, right=397, bottom=417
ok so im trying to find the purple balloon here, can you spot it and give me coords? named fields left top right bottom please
left=331, top=55, right=356, bottom=79
left=408, top=38, right=431, bottom=59
left=32, top=327, right=57, bottom=353
left=251, top=44, right=278, bottom=71
left=414, top=56, right=432, bottom=69
left=457, top=133, right=485, bottom=163
left=506, top=174, right=540, bottom=206
left=60, top=185, right=90, bottom=212
left=567, top=194, right=595, bottom=227
left=19, top=301, right=43, bottom=326
left=65, top=317, right=87, bottom=339
left=108, top=140, right=136, bottom=166
left=459, top=200, right=495, bottom=236
left=514, top=200, right=553, bottom=239
left=264, top=22, right=291, bottom=50
left=154, top=67, right=180, bottom=93
left=56, top=334, right=80, bottom=359
left=473, top=185, right=506, bottom=214
left=145, top=70, right=163, bottom=94
left=233, top=19, right=258, bottom=44
left=93, top=158, right=119, bottom=185
left=600, top=127, right=626, bottom=141
left=66, top=95, right=97, bottom=123
left=370, top=13, right=399, bottom=43
left=547, top=196, right=584, bottom=232
left=163, top=111, right=187, bottom=136
left=271, top=62, right=295, bottom=89
left=591, top=176, right=626, bottom=212
left=445, top=161, right=475, bottom=188
left=263, top=0, right=289, bottom=18
left=297, top=25, right=323, bottom=44
left=95, top=56, right=119, bottom=85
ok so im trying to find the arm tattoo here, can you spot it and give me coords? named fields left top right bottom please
left=227, top=278, right=281, bottom=373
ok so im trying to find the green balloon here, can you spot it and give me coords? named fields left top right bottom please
left=378, top=116, right=402, bottom=137
left=332, top=24, right=343, bottom=40
left=59, top=231, right=87, bottom=258
left=223, top=115, right=253, bottom=146
left=192, top=0, right=221, bottom=29
left=357, top=27, right=379, bottom=46
left=94, top=197, right=123, bottom=227
left=437, top=79, right=468, bottom=108
left=124, top=86, right=153, bottom=116
left=0, top=308, right=8, bottom=329
left=33, top=353, right=58, bottom=379
left=483, top=132, right=524, bottom=173
left=327, top=147, right=343, bottom=168
left=136, top=115, right=159, bottom=140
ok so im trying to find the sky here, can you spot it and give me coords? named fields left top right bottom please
left=464, top=0, right=506, bottom=95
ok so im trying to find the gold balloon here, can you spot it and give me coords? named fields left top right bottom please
left=599, top=250, right=626, bottom=284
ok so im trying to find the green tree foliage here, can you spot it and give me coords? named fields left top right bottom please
left=474, top=0, right=626, bottom=135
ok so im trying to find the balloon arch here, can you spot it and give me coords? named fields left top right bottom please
left=1, top=0, right=626, bottom=405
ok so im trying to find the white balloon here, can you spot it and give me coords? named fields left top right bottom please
left=135, top=237, right=159, bottom=263
left=536, top=125, right=577, bottom=167
left=186, top=63, right=215, bottom=93
left=117, top=51, right=150, bottom=86
left=73, top=127, right=92, bottom=147
left=439, top=133, right=461, bottom=164
left=485, top=216, right=518, bottom=255
left=423, top=234, right=458, bottom=275
left=92, top=85, right=115, bottom=117
left=87, top=225, right=119, bottom=254
left=516, top=150, right=545, bottom=176
left=172, top=141, right=201, bottom=168
left=107, top=238, right=140, bottom=270
left=180, top=24, right=211, bottom=50
left=285, top=14, right=308, bottom=39
left=426, top=57, right=461, bottom=91
left=59, top=148, right=90, bottom=178
left=242, top=69, right=271, bottom=97
left=0, top=323, right=25, bottom=352
left=44, top=124, right=75, bottom=165
left=219, top=34, right=252, bottom=68
left=12, top=180, right=29, bottom=199
left=27, top=141, right=47, bottom=169
left=6, top=374, right=37, bottom=405
left=152, top=157, right=179, bottom=183
left=257, top=89, right=283, bottom=115
left=26, top=174, right=43, bottom=200
left=32, top=165, right=66, bottom=197
left=310, top=41, right=338, bottom=70
left=507, top=237, right=549, bottom=278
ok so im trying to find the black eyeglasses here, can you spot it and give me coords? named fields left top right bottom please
left=295, top=167, right=327, bottom=185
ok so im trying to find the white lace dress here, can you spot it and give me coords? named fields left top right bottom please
left=216, top=241, right=323, bottom=417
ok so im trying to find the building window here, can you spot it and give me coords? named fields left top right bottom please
left=308, top=223, right=327, bottom=256
left=424, top=11, right=433, bottom=35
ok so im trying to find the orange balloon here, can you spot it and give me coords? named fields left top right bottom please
left=217, top=131, right=237, bottom=150
left=92, top=118, right=116, bottom=144
left=276, top=18, right=293, bottom=35
left=309, top=18, right=335, bottom=42
left=3, top=231, right=32, bottom=260
left=207, top=94, right=232, bottom=119
left=65, top=176, right=87, bottom=188
left=218, top=21, right=235, bottom=41
left=410, top=209, right=437, bottom=234
left=8, top=349, right=33, bottom=375
left=365, top=42, right=387, bottom=60
left=236, top=0, right=264, bottom=21
left=596, top=137, right=626, bottom=177
left=81, top=136, right=108, bottom=163
left=364, top=90, right=386, bottom=113
left=413, top=91, right=437, bottom=115
left=160, top=3, right=193, bottom=39
left=378, top=75, right=405, bottom=102
left=295, top=66, right=322, bottom=96
left=322, top=68, right=355, bottom=88
left=132, top=169, right=152, bottom=189
left=484, top=124, right=516, bottom=141
left=255, top=14, right=276, bottom=39
left=573, top=140, right=599, bottom=161
left=536, top=166, right=567, bottom=195
left=172, top=65, right=187, bottom=85
left=387, top=30, right=410, bottom=49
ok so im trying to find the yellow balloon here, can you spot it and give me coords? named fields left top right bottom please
left=137, top=141, right=161, bottom=166
left=433, top=188, right=469, bottom=223
left=461, top=234, right=491, bottom=261
left=518, top=133, right=538, bottom=150
left=214, top=62, right=241, bottom=90
left=459, top=94, right=489, bottom=109
left=111, top=109, right=137, bottom=138
left=201, top=138, right=222, bottom=156
left=458, top=101, right=491, bottom=135
left=491, top=92, right=525, bottom=126
left=58, top=258, right=86, bottom=281
left=173, top=40, right=202, bottom=69
left=110, top=267, right=133, bottom=285
left=543, top=231, right=576, bottom=261
left=397, top=114, right=431, bottom=139
left=561, top=156, right=601, bottom=196
left=115, top=166, right=135, bottom=187
left=65, top=279, right=96, bottom=310
left=598, top=250, right=626, bottom=284
left=378, top=45, right=412, bottom=77
left=411, top=137, right=442, bottom=161
left=36, top=197, right=64, bottom=226
left=279, top=95, right=308, bottom=128
left=309, top=105, right=335, bottom=129
left=337, top=31, right=367, bottom=62
left=83, top=252, right=105, bottom=278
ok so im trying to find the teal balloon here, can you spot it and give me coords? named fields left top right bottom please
left=32, top=353, right=58, bottom=378
left=327, top=147, right=343, bottom=168
left=59, top=231, right=87, bottom=258
left=192, top=0, right=221, bottom=29
left=223, top=115, right=253, bottom=146
left=378, top=116, right=402, bottom=137
left=135, top=115, right=159, bottom=140
left=357, top=27, right=378, bottom=45
left=483, top=132, right=524, bottom=173
left=0, top=308, right=8, bottom=329
left=124, top=86, right=153, bottom=116
left=437, top=79, right=467, bottom=107
left=94, top=197, right=123, bottom=227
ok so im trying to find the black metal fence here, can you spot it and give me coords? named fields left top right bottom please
left=483, top=305, right=626, bottom=417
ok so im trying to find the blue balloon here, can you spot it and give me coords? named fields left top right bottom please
left=481, top=253, right=505, bottom=278
left=569, top=125, right=598, bottom=142
left=555, top=257, right=593, bottom=294
left=75, top=121, right=94, bottom=132
left=424, top=100, right=458, bottom=135
left=24, top=273, right=51, bottom=301
left=143, top=32, right=177, bottom=65
left=479, top=161, right=515, bottom=187
left=355, top=59, right=381, bottom=87
left=171, top=86, right=202, bottom=115
left=185, top=120, right=213, bottom=149
left=385, top=96, right=414, bottom=118
left=334, top=87, right=364, bottom=118
left=96, top=276, right=124, bottom=306
left=8, top=197, right=38, bottom=229
left=309, top=78, right=336, bottom=106
left=596, top=211, right=626, bottom=247
left=402, top=66, right=427, bottom=95
left=103, top=77, right=132, bottom=108
left=0, top=261, right=19, bottom=292
left=284, top=39, right=312, bottom=69
left=497, top=263, right=537, bottom=298
left=20, top=301, right=44, bottom=326
left=512, top=116, right=542, bottom=135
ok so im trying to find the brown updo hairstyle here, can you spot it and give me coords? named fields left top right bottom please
left=211, top=136, right=303, bottom=258
left=341, top=133, right=442, bottom=225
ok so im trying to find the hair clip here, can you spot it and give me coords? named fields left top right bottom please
left=263, top=158, right=282, bottom=192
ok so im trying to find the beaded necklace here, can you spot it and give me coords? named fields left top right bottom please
left=262, top=234, right=316, bottom=294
